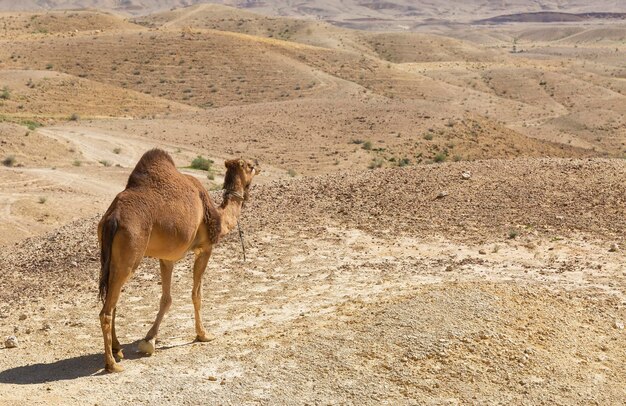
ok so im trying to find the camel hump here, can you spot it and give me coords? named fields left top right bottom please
left=126, top=148, right=177, bottom=188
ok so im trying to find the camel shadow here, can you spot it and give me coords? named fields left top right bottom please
left=0, top=340, right=150, bottom=385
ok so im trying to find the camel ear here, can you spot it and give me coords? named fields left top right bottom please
left=224, top=159, right=237, bottom=169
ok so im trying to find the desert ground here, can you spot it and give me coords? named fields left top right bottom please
left=0, top=3, right=625, bottom=405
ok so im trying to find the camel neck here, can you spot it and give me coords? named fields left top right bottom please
left=217, top=194, right=244, bottom=236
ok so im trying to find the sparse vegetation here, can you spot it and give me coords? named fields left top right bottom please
left=0, top=86, right=10, bottom=100
left=38, top=196, right=47, bottom=204
left=113, top=147, right=122, bottom=154
left=68, top=113, right=79, bottom=121
left=23, top=120, right=42, bottom=131
left=433, top=152, right=448, bottom=163
left=368, top=157, right=384, bottom=169
left=72, top=159, right=81, bottom=167
left=423, top=133, right=434, bottom=141
left=508, top=228, right=519, bottom=239
left=362, top=141, right=373, bottom=151
left=191, top=156, right=214, bottom=171
left=2, top=155, right=16, bottom=167
left=287, top=169, right=297, bottom=177
left=99, top=160, right=112, bottom=167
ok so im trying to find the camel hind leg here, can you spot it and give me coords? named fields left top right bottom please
left=191, top=247, right=215, bottom=342
left=111, top=308, right=123, bottom=359
left=100, top=230, right=145, bottom=373
left=100, top=265, right=133, bottom=373
left=138, top=259, right=174, bottom=355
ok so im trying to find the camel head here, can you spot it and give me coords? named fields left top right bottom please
left=223, top=158, right=260, bottom=201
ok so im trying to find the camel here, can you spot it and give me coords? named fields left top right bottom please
left=97, top=148, right=259, bottom=373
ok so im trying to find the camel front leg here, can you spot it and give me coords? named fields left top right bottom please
left=138, top=260, right=174, bottom=355
left=192, top=248, right=215, bottom=342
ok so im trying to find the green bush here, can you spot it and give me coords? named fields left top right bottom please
left=433, top=152, right=447, bottom=163
left=398, top=158, right=410, bottom=167
left=191, top=156, right=213, bottom=171
left=23, top=120, right=42, bottom=131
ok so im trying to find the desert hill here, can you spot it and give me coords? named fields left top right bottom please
left=2, top=7, right=624, bottom=155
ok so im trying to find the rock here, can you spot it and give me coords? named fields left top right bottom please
left=4, top=336, right=18, bottom=348
left=461, top=171, right=471, bottom=180
left=19, top=314, right=27, bottom=321
left=436, top=191, right=448, bottom=199
left=615, top=320, right=624, bottom=330
left=479, top=249, right=486, bottom=255
left=608, top=243, right=619, bottom=252
left=207, top=376, right=217, bottom=381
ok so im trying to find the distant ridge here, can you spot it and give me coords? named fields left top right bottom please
left=476, top=11, right=626, bottom=24
left=1, top=1, right=625, bottom=28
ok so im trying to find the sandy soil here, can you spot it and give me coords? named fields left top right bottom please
left=1, top=158, right=625, bottom=405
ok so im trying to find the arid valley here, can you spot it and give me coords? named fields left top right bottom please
left=0, top=1, right=625, bottom=404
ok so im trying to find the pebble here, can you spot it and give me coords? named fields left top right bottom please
left=4, top=336, right=18, bottom=348
left=436, top=191, right=448, bottom=199
left=207, top=376, right=217, bottom=381
left=615, top=320, right=624, bottom=330
left=19, top=314, right=27, bottom=321
left=461, top=171, right=471, bottom=180
left=608, top=243, right=619, bottom=252
left=479, top=249, right=486, bottom=255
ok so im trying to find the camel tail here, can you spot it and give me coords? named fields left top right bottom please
left=99, top=216, right=118, bottom=303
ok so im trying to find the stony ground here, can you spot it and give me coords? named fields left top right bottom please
left=0, top=158, right=624, bottom=405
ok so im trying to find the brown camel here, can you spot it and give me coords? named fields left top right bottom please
left=97, top=149, right=259, bottom=373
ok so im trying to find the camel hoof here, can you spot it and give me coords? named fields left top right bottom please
left=138, top=338, right=156, bottom=355
left=195, top=332, right=216, bottom=342
left=113, top=348, right=124, bottom=359
left=105, top=363, right=124, bottom=373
